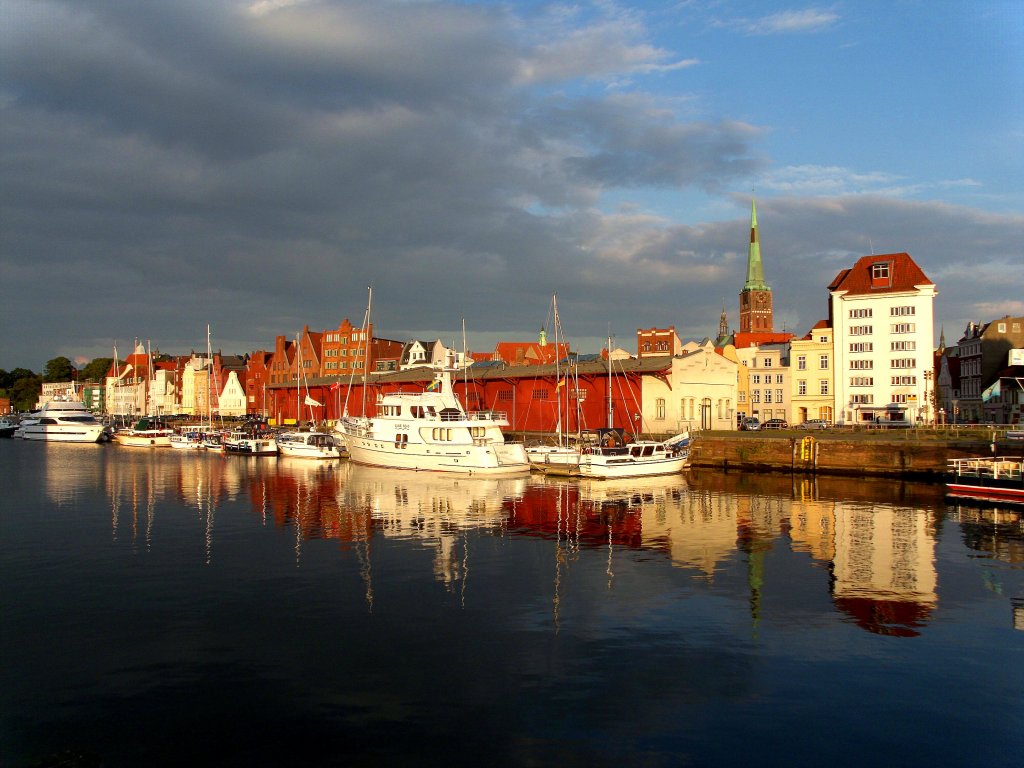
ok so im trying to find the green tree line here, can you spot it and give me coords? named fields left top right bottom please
left=1, top=356, right=118, bottom=412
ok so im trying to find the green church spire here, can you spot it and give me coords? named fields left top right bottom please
left=744, top=199, right=770, bottom=291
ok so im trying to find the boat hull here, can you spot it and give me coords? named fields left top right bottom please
left=114, top=431, right=173, bottom=447
left=223, top=438, right=278, bottom=456
left=531, top=451, right=689, bottom=479
left=945, top=457, right=1024, bottom=505
left=18, top=425, right=106, bottom=443
left=345, top=434, right=530, bottom=475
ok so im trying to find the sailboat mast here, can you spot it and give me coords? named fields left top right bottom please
left=361, top=286, right=372, bottom=415
left=552, top=294, right=562, bottom=446
left=206, top=325, right=212, bottom=428
left=606, top=332, right=613, bottom=430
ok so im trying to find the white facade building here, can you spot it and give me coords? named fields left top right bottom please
left=829, top=253, right=936, bottom=425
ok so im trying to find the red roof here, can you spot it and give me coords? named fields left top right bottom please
left=800, top=320, right=831, bottom=340
left=732, top=331, right=795, bottom=349
left=828, top=253, right=933, bottom=296
left=493, top=341, right=571, bottom=366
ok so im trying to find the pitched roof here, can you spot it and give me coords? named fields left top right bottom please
left=828, top=252, right=933, bottom=296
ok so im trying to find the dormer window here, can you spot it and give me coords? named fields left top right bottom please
left=870, top=261, right=892, bottom=288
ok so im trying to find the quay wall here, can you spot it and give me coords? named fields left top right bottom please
left=688, top=434, right=1019, bottom=480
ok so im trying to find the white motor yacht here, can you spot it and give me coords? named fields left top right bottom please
left=277, top=430, right=343, bottom=460
left=15, top=400, right=107, bottom=443
left=338, top=359, right=530, bottom=475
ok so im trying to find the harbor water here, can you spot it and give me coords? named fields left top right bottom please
left=1, top=441, right=1022, bottom=767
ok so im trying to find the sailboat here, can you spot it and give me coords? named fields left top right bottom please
left=114, top=341, right=174, bottom=447
left=528, top=333, right=690, bottom=479
left=277, top=333, right=342, bottom=460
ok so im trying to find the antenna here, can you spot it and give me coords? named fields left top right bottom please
left=868, top=237, right=875, bottom=255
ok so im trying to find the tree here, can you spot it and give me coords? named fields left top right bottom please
left=10, top=374, right=42, bottom=412
left=43, top=356, right=75, bottom=383
left=81, top=358, right=115, bottom=382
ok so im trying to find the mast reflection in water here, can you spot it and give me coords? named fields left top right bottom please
left=2, top=443, right=1021, bottom=767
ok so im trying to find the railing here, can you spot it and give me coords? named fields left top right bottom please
left=440, top=410, right=508, bottom=422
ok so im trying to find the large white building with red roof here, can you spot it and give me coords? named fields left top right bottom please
left=828, top=253, right=937, bottom=425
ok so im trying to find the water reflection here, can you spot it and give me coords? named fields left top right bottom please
left=37, top=445, right=1024, bottom=634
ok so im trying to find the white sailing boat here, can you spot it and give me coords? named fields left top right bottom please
left=277, top=332, right=341, bottom=459
left=528, top=333, right=690, bottom=479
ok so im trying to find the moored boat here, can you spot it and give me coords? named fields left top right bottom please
left=14, top=400, right=107, bottom=443
left=528, top=427, right=690, bottom=479
left=339, top=359, right=530, bottom=475
left=0, top=416, right=18, bottom=438
left=946, top=456, right=1024, bottom=504
left=277, top=430, right=343, bottom=460
left=169, top=428, right=206, bottom=450
left=114, top=417, right=174, bottom=447
left=223, top=421, right=278, bottom=456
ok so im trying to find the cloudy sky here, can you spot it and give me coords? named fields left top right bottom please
left=2, top=0, right=1021, bottom=370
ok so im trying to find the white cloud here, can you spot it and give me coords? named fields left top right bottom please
left=715, top=7, right=840, bottom=36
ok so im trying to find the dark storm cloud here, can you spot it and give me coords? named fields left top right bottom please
left=0, top=1, right=1016, bottom=368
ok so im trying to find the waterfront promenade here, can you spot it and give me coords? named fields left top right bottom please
left=688, top=426, right=1023, bottom=479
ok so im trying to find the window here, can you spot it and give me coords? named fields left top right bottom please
left=532, top=389, right=548, bottom=400
left=891, top=306, right=916, bottom=316
left=851, top=394, right=874, bottom=404
left=849, top=325, right=873, bottom=336
left=797, top=355, right=807, bottom=370
left=849, top=308, right=873, bottom=318
left=850, top=377, right=874, bottom=387
left=817, top=335, right=829, bottom=343
left=752, top=374, right=761, bottom=385
left=998, top=323, right=1007, bottom=333
left=498, top=390, right=513, bottom=401
left=849, top=342, right=873, bottom=353
left=820, top=380, right=829, bottom=396
left=764, top=390, right=772, bottom=403
left=891, top=376, right=917, bottom=386
left=775, top=389, right=783, bottom=401
left=656, top=398, right=666, bottom=419
left=819, top=355, right=829, bottom=369
left=798, top=380, right=807, bottom=395
left=892, top=323, right=916, bottom=334
left=850, top=360, right=873, bottom=369
left=891, top=341, right=916, bottom=351
left=776, top=374, right=784, bottom=384
left=891, top=358, right=916, bottom=369
left=872, top=263, right=889, bottom=280
left=763, top=358, right=773, bottom=368
left=752, top=391, right=760, bottom=403
left=738, top=392, right=747, bottom=404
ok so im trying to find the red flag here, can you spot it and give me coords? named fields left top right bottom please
left=331, top=381, right=340, bottom=391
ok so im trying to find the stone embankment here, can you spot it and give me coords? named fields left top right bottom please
left=688, top=431, right=1023, bottom=480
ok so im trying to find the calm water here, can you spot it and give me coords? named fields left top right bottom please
left=1, top=441, right=1022, bottom=767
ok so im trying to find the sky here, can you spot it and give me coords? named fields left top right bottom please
left=2, top=0, right=1022, bottom=371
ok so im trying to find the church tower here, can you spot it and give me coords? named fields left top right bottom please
left=738, top=200, right=774, bottom=334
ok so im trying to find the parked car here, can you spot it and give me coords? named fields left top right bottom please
left=740, top=417, right=761, bottom=431
left=763, top=418, right=788, bottom=430
left=796, top=419, right=830, bottom=430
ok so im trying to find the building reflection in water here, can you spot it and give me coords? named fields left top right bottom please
left=80, top=448, right=1024, bottom=634
left=948, top=502, right=1024, bottom=630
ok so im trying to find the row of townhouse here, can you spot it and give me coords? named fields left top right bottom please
left=76, top=202, right=978, bottom=428
left=935, top=316, right=1024, bottom=425
left=727, top=252, right=939, bottom=427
